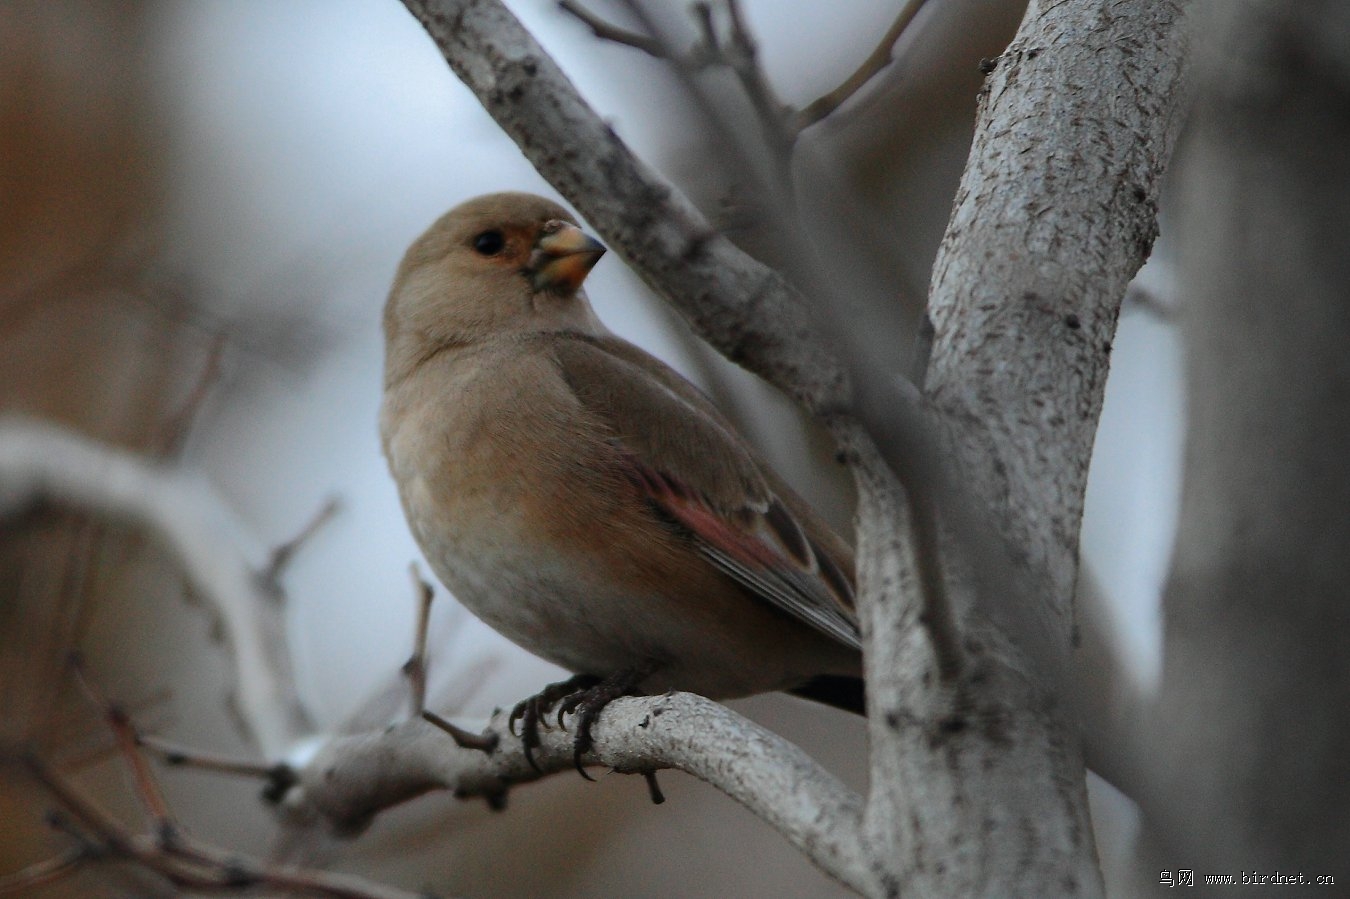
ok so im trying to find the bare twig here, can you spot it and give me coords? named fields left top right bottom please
left=1123, top=257, right=1179, bottom=320
left=157, top=330, right=227, bottom=458
left=49, top=686, right=173, bottom=774
left=26, top=517, right=103, bottom=749
left=421, top=710, right=499, bottom=753
left=401, top=563, right=435, bottom=716
left=722, top=0, right=795, bottom=173
left=138, top=735, right=281, bottom=780
left=18, top=719, right=433, bottom=899
left=263, top=495, right=341, bottom=586
left=557, top=0, right=664, bottom=57
left=0, top=847, right=87, bottom=896
left=70, top=657, right=173, bottom=826
left=794, top=0, right=931, bottom=130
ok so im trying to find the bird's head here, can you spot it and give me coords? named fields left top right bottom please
left=384, top=192, right=608, bottom=377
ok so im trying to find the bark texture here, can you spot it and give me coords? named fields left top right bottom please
left=858, top=1, right=1188, bottom=894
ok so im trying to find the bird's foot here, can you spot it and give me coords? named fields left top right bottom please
left=553, top=668, right=646, bottom=780
left=508, top=673, right=600, bottom=772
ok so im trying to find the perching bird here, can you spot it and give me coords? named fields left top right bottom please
left=379, top=192, right=863, bottom=765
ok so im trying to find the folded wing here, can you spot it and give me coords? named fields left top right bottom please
left=548, top=332, right=860, bottom=651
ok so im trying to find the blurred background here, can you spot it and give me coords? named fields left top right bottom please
left=0, top=1, right=1180, bottom=895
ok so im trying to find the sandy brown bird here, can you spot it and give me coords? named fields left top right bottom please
left=380, top=192, right=863, bottom=765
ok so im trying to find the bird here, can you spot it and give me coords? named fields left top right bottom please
left=379, top=192, right=864, bottom=769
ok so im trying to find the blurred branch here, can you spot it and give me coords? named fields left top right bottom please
left=0, top=416, right=311, bottom=757
left=794, top=0, right=929, bottom=130
left=557, top=0, right=662, bottom=56
left=1123, top=257, right=1179, bottom=320
left=719, top=0, right=793, bottom=170
left=1143, top=0, right=1350, bottom=874
left=15, top=751, right=431, bottom=899
left=401, top=563, right=436, bottom=717
left=284, top=692, right=873, bottom=894
left=0, top=847, right=86, bottom=896
left=1072, top=567, right=1147, bottom=799
left=560, top=0, right=929, bottom=139
left=156, top=330, right=227, bottom=458
left=262, top=495, right=341, bottom=587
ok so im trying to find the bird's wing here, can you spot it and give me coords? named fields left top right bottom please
left=547, top=332, right=860, bottom=650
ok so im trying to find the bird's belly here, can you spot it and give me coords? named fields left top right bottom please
left=440, top=535, right=623, bottom=666
left=411, top=488, right=838, bottom=699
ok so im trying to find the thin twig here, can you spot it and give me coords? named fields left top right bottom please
left=157, top=331, right=228, bottom=459
left=137, top=735, right=279, bottom=780
left=23, top=752, right=435, bottom=898
left=69, top=658, right=174, bottom=826
left=53, top=684, right=173, bottom=774
left=723, top=0, right=796, bottom=175
left=557, top=0, right=665, bottom=57
left=0, top=847, right=87, bottom=896
left=401, top=563, right=435, bottom=716
left=29, top=518, right=102, bottom=749
left=691, top=1, right=717, bottom=50
left=262, top=495, right=341, bottom=586
left=795, top=0, right=931, bottom=130
left=618, top=0, right=799, bottom=207
left=422, top=710, right=500, bottom=753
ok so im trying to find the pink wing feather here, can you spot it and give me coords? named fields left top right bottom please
left=620, top=454, right=861, bottom=650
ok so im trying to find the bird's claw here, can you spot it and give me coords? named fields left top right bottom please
left=555, top=671, right=644, bottom=779
left=509, top=671, right=643, bottom=778
left=508, top=674, right=601, bottom=772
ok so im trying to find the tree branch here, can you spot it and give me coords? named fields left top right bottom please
left=20, top=753, right=432, bottom=899
left=284, top=693, right=874, bottom=894
left=0, top=416, right=311, bottom=757
left=924, top=0, right=1190, bottom=634
left=557, top=0, right=664, bottom=57
left=794, top=0, right=931, bottom=131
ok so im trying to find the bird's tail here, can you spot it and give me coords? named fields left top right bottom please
left=788, top=675, right=866, bottom=716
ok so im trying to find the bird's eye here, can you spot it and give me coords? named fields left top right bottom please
left=472, top=230, right=506, bottom=256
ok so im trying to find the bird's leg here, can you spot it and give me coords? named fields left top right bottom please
left=508, top=673, right=600, bottom=771
left=554, top=666, right=649, bottom=780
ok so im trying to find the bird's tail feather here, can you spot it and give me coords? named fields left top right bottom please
left=788, top=675, right=866, bottom=716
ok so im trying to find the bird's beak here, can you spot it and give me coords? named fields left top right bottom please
left=529, top=221, right=606, bottom=293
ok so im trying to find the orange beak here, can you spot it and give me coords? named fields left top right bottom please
left=528, top=221, right=606, bottom=293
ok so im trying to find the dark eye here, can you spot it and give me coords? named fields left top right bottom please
left=472, top=230, right=505, bottom=256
